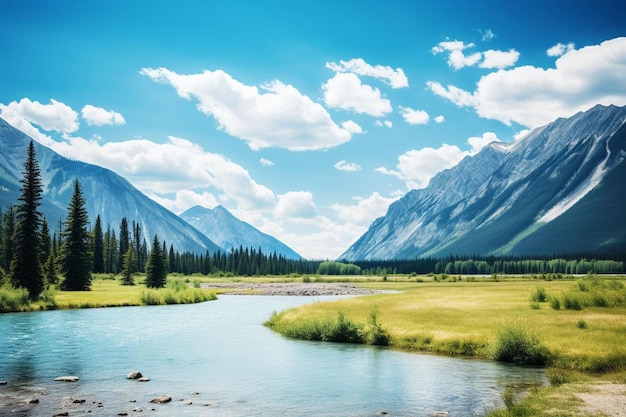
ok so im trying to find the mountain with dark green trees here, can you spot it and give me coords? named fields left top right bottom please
left=180, top=205, right=302, bottom=260
left=341, top=104, right=626, bottom=260
left=0, top=118, right=221, bottom=254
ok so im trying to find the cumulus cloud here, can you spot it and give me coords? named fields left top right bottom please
left=399, top=107, right=430, bottom=125
left=432, top=39, right=519, bottom=70
left=428, top=37, right=626, bottom=128
left=467, top=132, right=501, bottom=153
left=481, top=29, right=495, bottom=41
left=259, top=158, right=274, bottom=166
left=479, top=49, right=520, bottom=69
left=330, top=192, right=397, bottom=227
left=547, top=42, right=575, bottom=57
left=434, top=115, right=445, bottom=123
left=334, top=160, right=362, bottom=172
left=377, top=132, right=501, bottom=189
left=140, top=67, right=353, bottom=151
left=341, top=120, right=364, bottom=134
left=42, top=134, right=277, bottom=212
left=275, top=191, right=317, bottom=219
left=322, top=73, right=392, bottom=116
left=0, top=98, right=79, bottom=133
left=326, top=58, right=409, bottom=88
left=81, top=105, right=126, bottom=126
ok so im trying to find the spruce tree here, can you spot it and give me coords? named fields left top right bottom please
left=118, top=217, right=129, bottom=270
left=10, top=141, right=44, bottom=298
left=146, top=235, right=166, bottom=288
left=60, top=179, right=92, bottom=290
left=92, top=215, right=104, bottom=273
left=120, top=246, right=137, bottom=285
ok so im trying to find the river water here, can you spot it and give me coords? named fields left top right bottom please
left=0, top=295, right=545, bottom=416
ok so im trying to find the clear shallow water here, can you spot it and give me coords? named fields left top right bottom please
left=0, top=296, right=546, bottom=416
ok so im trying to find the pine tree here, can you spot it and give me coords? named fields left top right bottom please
left=40, top=217, right=51, bottom=267
left=120, top=246, right=137, bottom=285
left=146, top=235, right=166, bottom=288
left=92, top=215, right=104, bottom=273
left=10, top=141, right=44, bottom=298
left=118, top=218, right=129, bottom=270
left=60, top=179, right=92, bottom=290
left=1, top=207, right=16, bottom=272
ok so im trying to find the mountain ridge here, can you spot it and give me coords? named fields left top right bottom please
left=340, top=104, right=626, bottom=260
left=180, top=205, right=302, bottom=259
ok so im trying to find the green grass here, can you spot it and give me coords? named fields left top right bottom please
left=267, top=278, right=626, bottom=370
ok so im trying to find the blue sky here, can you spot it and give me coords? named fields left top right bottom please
left=1, top=0, right=625, bottom=259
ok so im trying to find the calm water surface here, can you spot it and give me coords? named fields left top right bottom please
left=0, top=295, right=545, bottom=416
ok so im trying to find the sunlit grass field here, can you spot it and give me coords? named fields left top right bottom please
left=270, top=277, right=626, bottom=371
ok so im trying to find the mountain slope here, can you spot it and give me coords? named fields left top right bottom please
left=180, top=205, right=302, bottom=259
left=341, top=104, right=626, bottom=260
left=0, top=118, right=221, bottom=254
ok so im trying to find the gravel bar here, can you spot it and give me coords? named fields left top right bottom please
left=200, top=282, right=378, bottom=296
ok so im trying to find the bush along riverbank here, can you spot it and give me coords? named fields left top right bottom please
left=265, top=276, right=626, bottom=416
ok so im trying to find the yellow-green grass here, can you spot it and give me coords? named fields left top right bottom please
left=269, top=278, right=626, bottom=371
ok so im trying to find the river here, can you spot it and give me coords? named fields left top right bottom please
left=0, top=295, right=545, bottom=416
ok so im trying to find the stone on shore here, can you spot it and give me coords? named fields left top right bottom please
left=137, top=377, right=150, bottom=382
left=150, top=395, right=172, bottom=404
left=0, top=380, right=7, bottom=385
left=54, top=376, right=79, bottom=382
left=126, top=371, right=143, bottom=380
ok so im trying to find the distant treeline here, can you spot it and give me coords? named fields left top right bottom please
left=350, top=254, right=626, bottom=276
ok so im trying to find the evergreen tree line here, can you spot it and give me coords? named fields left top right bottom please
left=353, top=255, right=626, bottom=276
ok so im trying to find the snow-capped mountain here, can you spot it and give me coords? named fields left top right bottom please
left=0, top=118, right=221, bottom=254
left=340, top=104, right=626, bottom=260
left=180, top=205, right=302, bottom=259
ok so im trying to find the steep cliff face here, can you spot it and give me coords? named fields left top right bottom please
left=341, top=104, right=626, bottom=260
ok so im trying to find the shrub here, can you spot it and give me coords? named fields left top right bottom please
left=549, top=296, right=561, bottom=310
left=492, top=323, right=551, bottom=366
left=529, top=301, right=541, bottom=310
left=530, top=286, right=547, bottom=303
left=576, top=319, right=588, bottom=329
left=363, top=305, right=390, bottom=346
left=0, top=284, right=31, bottom=312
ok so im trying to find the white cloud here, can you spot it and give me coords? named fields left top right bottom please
left=427, top=81, right=476, bottom=107
left=434, top=115, right=445, bottom=123
left=275, top=191, right=317, bottom=219
left=514, top=129, right=530, bottom=140
left=479, top=49, right=520, bottom=69
left=377, top=132, right=500, bottom=189
left=432, top=39, right=518, bottom=70
left=140, top=67, right=353, bottom=151
left=547, top=42, right=575, bottom=57
left=81, top=105, right=126, bottom=126
left=259, top=158, right=274, bottom=166
left=481, top=29, right=495, bottom=41
left=331, top=192, right=397, bottom=227
left=322, top=73, right=392, bottom=117
left=428, top=37, right=626, bottom=128
left=41, top=134, right=277, bottom=211
left=399, top=106, right=430, bottom=125
left=467, top=132, right=501, bottom=153
left=374, top=120, right=393, bottom=128
left=341, top=120, right=364, bottom=134
left=0, top=98, right=79, bottom=133
left=334, top=160, right=362, bottom=172
left=326, top=58, right=409, bottom=88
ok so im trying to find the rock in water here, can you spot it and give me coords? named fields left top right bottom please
left=150, top=395, right=172, bottom=404
left=54, top=376, right=79, bottom=382
left=126, top=371, right=143, bottom=379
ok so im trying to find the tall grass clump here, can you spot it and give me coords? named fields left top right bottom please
left=0, top=284, right=31, bottom=312
left=140, top=279, right=217, bottom=305
left=530, top=286, right=548, bottom=302
left=492, top=323, right=551, bottom=366
left=266, top=307, right=390, bottom=346
left=550, top=276, right=626, bottom=310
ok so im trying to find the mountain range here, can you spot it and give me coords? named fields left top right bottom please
left=341, top=104, right=626, bottom=260
left=0, top=118, right=300, bottom=258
